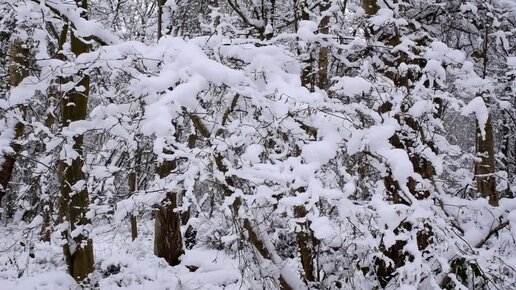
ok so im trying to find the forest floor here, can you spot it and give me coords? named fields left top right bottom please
left=0, top=220, right=243, bottom=290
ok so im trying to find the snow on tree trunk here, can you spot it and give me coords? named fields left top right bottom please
left=128, top=170, right=138, bottom=241
left=0, top=40, right=28, bottom=208
left=361, top=0, right=439, bottom=286
left=154, top=157, right=184, bottom=266
left=317, top=0, right=330, bottom=90
left=58, top=0, right=94, bottom=283
left=475, top=116, right=498, bottom=206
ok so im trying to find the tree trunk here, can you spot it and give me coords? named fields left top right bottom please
left=128, top=171, right=138, bottom=241
left=58, top=0, right=94, bottom=283
left=294, top=205, right=317, bottom=283
left=153, top=0, right=184, bottom=266
left=501, top=114, right=513, bottom=198
left=361, top=0, right=379, bottom=16
left=293, top=3, right=321, bottom=283
left=361, top=0, right=437, bottom=286
left=40, top=31, right=61, bottom=242
left=211, top=0, right=220, bottom=28
left=154, top=157, right=183, bottom=266
left=317, top=1, right=330, bottom=90
left=298, top=0, right=313, bottom=91
left=474, top=29, right=498, bottom=206
left=157, top=0, right=166, bottom=39
left=40, top=198, right=52, bottom=242
left=0, top=41, right=28, bottom=208
left=475, top=117, right=498, bottom=206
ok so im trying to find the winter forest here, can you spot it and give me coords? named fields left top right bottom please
left=0, top=0, right=516, bottom=289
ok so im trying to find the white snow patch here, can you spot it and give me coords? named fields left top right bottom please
left=462, top=97, right=489, bottom=139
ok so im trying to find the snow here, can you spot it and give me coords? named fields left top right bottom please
left=301, top=139, right=338, bottom=164
left=423, top=59, right=446, bottom=86
left=2, top=0, right=516, bottom=289
left=332, top=76, right=372, bottom=97
left=2, top=272, right=77, bottom=290
left=310, top=216, right=336, bottom=240
left=45, top=0, right=120, bottom=45
left=408, top=100, right=432, bottom=118
left=380, top=148, right=414, bottom=184
left=297, top=20, right=318, bottom=42
left=461, top=97, right=489, bottom=139
left=508, top=57, right=516, bottom=67
left=0, top=222, right=245, bottom=290
left=460, top=3, right=478, bottom=14
left=242, top=144, right=263, bottom=164
left=141, top=103, right=176, bottom=137
left=369, top=9, right=394, bottom=27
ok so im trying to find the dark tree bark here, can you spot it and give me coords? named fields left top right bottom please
left=294, top=204, right=317, bottom=283
left=39, top=112, right=56, bottom=242
left=154, top=157, right=184, bottom=266
left=317, top=0, right=331, bottom=90
left=474, top=29, right=498, bottom=206
left=501, top=113, right=513, bottom=199
left=157, top=0, right=166, bottom=39
left=58, top=0, right=94, bottom=283
left=128, top=170, right=138, bottom=241
left=0, top=41, right=28, bottom=207
left=475, top=117, right=498, bottom=206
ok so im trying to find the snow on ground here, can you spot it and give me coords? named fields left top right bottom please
left=0, top=220, right=243, bottom=290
